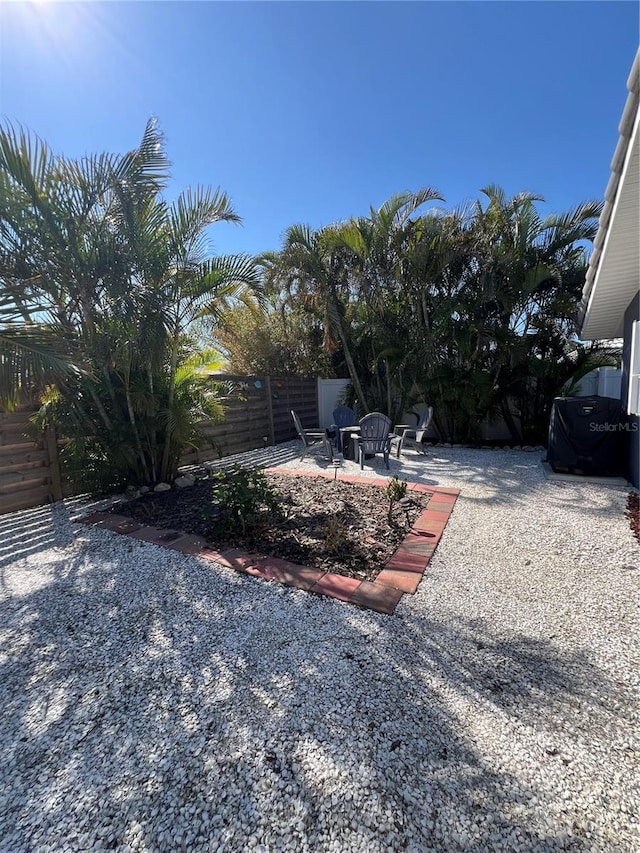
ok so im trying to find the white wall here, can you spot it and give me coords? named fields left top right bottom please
left=317, top=379, right=351, bottom=427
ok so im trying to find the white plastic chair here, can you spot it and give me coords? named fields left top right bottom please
left=396, top=407, right=433, bottom=457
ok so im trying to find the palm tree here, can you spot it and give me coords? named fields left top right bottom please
left=0, top=119, right=168, bottom=407
left=0, top=120, right=261, bottom=486
left=157, top=239, right=262, bottom=480
left=327, top=188, right=443, bottom=418
left=394, top=186, right=604, bottom=442
left=464, top=186, right=604, bottom=440
left=259, top=223, right=372, bottom=410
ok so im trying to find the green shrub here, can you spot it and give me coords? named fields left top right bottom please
left=209, top=466, right=282, bottom=537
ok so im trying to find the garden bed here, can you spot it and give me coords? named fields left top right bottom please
left=626, top=492, right=640, bottom=544
left=112, top=470, right=431, bottom=582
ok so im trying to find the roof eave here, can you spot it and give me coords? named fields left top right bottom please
left=578, top=49, right=640, bottom=341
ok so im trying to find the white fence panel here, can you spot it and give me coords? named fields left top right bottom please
left=598, top=367, right=622, bottom=399
left=317, top=379, right=351, bottom=427
left=573, top=367, right=622, bottom=399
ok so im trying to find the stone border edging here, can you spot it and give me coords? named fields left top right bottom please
left=80, top=470, right=459, bottom=615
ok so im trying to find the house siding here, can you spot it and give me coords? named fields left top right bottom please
left=621, top=291, right=640, bottom=487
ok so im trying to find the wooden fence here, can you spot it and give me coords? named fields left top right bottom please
left=0, top=407, right=63, bottom=515
left=181, top=375, right=318, bottom=465
left=0, top=375, right=318, bottom=515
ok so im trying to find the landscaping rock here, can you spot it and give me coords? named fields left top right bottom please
left=154, top=482, right=171, bottom=492
left=174, top=475, right=196, bottom=489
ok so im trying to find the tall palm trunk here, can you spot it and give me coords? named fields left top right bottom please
left=85, top=380, right=113, bottom=432
left=117, top=359, right=152, bottom=483
left=123, top=383, right=151, bottom=483
left=326, top=296, right=370, bottom=412
left=384, top=358, right=394, bottom=419
left=501, top=397, right=522, bottom=443
left=160, top=315, right=181, bottom=482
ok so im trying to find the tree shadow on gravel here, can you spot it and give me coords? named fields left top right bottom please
left=415, top=452, right=631, bottom=516
left=0, top=516, right=636, bottom=851
left=198, top=441, right=303, bottom=473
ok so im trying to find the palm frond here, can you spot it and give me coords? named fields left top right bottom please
left=174, top=347, right=226, bottom=385
left=323, top=220, right=366, bottom=257
left=170, top=186, right=241, bottom=245
left=480, top=184, right=507, bottom=207
left=540, top=201, right=603, bottom=250
left=389, top=187, right=444, bottom=228
left=192, top=254, right=264, bottom=320
left=0, top=122, right=57, bottom=204
left=0, top=321, right=84, bottom=408
left=112, top=117, right=170, bottom=192
left=285, top=222, right=324, bottom=253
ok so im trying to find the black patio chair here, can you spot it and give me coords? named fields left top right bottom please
left=353, top=412, right=394, bottom=470
left=331, top=405, right=357, bottom=453
left=291, top=410, right=333, bottom=463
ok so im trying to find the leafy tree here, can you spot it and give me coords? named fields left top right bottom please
left=212, top=298, right=334, bottom=377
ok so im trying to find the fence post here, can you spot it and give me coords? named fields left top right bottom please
left=45, top=426, right=64, bottom=502
left=264, top=376, right=276, bottom=446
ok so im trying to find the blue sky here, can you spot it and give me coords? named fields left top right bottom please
left=0, top=1, right=638, bottom=257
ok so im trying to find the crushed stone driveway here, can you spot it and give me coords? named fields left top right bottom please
left=0, top=446, right=638, bottom=852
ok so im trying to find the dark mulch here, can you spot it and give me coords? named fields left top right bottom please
left=625, top=492, right=640, bottom=545
left=113, top=471, right=431, bottom=582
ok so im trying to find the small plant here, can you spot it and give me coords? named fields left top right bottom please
left=209, top=466, right=283, bottom=538
left=385, top=475, right=408, bottom=524
left=322, top=515, right=349, bottom=555
left=137, top=501, right=162, bottom=523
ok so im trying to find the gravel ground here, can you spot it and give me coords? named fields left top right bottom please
left=0, top=444, right=638, bottom=852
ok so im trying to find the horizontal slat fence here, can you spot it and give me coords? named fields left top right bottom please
left=0, top=406, right=63, bottom=515
left=0, top=376, right=318, bottom=514
left=271, top=376, right=319, bottom=441
left=181, top=375, right=318, bottom=465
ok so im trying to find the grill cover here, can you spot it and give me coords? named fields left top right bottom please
left=548, top=396, right=626, bottom=476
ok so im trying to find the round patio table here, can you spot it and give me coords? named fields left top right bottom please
left=339, top=426, right=361, bottom=460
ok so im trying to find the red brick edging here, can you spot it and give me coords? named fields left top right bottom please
left=80, top=470, right=459, bottom=615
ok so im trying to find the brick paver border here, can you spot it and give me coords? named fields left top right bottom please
left=80, top=470, right=459, bottom=615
